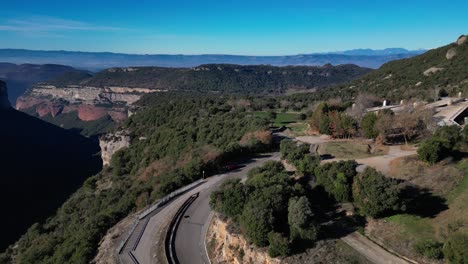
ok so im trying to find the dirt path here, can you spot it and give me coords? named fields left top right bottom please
left=322, top=145, right=416, bottom=174
left=341, top=232, right=411, bottom=264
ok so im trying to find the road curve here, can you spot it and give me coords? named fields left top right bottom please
left=125, top=153, right=280, bottom=264
left=174, top=153, right=281, bottom=264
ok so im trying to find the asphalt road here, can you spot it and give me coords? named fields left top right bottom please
left=174, top=153, right=281, bottom=264
left=128, top=152, right=280, bottom=264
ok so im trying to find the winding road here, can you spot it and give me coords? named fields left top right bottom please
left=118, top=136, right=416, bottom=264
left=119, top=153, right=281, bottom=264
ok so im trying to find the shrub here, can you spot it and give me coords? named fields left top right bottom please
left=352, top=167, right=401, bottom=217
left=361, top=112, right=379, bottom=139
left=413, top=240, right=443, bottom=259
left=417, top=139, right=445, bottom=164
left=443, top=232, right=468, bottom=264
left=288, top=196, right=317, bottom=241
left=267, top=232, right=291, bottom=257
left=434, top=125, right=461, bottom=150
left=314, top=160, right=357, bottom=203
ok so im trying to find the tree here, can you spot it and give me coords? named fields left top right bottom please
left=352, top=167, right=401, bottom=217
left=443, top=232, right=468, bottom=264
left=288, top=196, right=313, bottom=229
left=434, top=125, right=460, bottom=150
left=241, top=199, right=274, bottom=247
left=210, top=179, right=246, bottom=220
left=314, top=160, right=357, bottom=203
left=375, top=111, right=394, bottom=142
left=361, top=112, right=379, bottom=139
left=310, top=102, right=329, bottom=134
left=417, top=139, right=445, bottom=164
left=288, top=196, right=318, bottom=241
left=267, top=232, right=291, bottom=257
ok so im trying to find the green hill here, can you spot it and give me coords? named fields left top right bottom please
left=334, top=35, right=468, bottom=101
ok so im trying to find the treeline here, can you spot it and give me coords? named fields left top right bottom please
left=0, top=93, right=273, bottom=264
left=210, top=161, right=318, bottom=257
left=211, top=140, right=405, bottom=257
left=280, top=140, right=403, bottom=218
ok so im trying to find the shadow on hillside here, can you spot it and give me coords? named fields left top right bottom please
left=400, top=184, right=448, bottom=218
left=288, top=185, right=367, bottom=255
left=0, top=108, right=102, bottom=251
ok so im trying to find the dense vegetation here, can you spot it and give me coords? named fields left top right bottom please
left=212, top=139, right=406, bottom=257
left=418, top=125, right=465, bottom=164
left=47, top=64, right=371, bottom=94
left=210, top=161, right=318, bottom=257
left=0, top=92, right=273, bottom=264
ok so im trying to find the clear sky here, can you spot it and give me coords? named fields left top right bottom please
left=0, top=0, right=467, bottom=55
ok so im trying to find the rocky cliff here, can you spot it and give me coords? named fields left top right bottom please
left=207, top=214, right=280, bottom=264
left=16, top=85, right=163, bottom=122
left=99, top=130, right=131, bottom=166
left=0, top=80, right=11, bottom=110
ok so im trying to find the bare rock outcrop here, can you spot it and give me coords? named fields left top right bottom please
left=99, top=130, right=131, bottom=166
left=446, top=48, right=457, bottom=60
left=207, top=214, right=280, bottom=264
left=0, top=81, right=11, bottom=110
left=423, top=67, right=444, bottom=76
left=456, top=35, right=467, bottom=45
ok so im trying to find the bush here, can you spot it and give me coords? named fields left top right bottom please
left=413, top=240, right=443, bottom=259
left=443, top=232, right=468, bottom=264
left=288, top=196, right=318, bottom=241
left=417, top=139, right=445, bottom=164
left=267, top=232, right=291, bottom=257
left=361, top=112, right=379, bottom=139
left=352, top=167, right=401, bottom=217
left=434, top=125, right=461, bottom=150
left=314, top=160, right=357, bottom=203
left=210, top=179, right=246, bottom=220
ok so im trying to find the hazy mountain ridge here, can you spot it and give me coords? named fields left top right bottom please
left=0, top=48, right=424, bottom=71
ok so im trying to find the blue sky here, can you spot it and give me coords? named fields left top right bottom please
left=0, top=0, right=467, bottom=55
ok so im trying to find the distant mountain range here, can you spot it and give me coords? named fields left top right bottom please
left=0, top=48, right=425, bottom=71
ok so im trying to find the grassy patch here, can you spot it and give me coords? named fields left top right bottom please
left=253, top=111, right=300, bottom=127
left=387, top=214, right=435, bottom=240
left=288, top=123, right=308, bottom=135
left=319, top=141, right=388, bottom=159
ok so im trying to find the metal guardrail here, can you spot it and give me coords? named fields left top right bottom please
left=138, top=179, right=205, bottom=220
left=116, top=178, right=206, bottom=263
left=116, top=218, right=139, bottom=254
left=165, top=193, right=200, bottom=264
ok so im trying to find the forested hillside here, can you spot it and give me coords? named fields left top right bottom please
left=46, top=64, right=371, bottom=94
left=0, top=92, right=273, bottom=264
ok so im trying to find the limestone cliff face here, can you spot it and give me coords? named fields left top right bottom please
left=99, top=130, right=131, bottom=166
left=0, top=81, right=11, bottom=110
left=207, top=214, right=281, bottom=264
left=16, top=85, right=164, bottom=122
